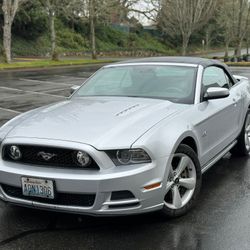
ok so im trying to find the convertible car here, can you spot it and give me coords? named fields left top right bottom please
left=0, top=57, right=249, bottom=217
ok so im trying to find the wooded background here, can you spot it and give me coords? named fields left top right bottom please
left=0, top=0, right=249, bottom=63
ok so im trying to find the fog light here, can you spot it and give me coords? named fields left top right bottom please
left=75, top=151, right=91, bottom=167
left=9, top=145, right=22, bottom=160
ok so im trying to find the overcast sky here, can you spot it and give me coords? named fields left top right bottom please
left=130, top=1, right=156, bottom=25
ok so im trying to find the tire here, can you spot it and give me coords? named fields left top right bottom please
left=231, top=110, right=250, bottom=157
left=160, top=144, right=202, bottom=218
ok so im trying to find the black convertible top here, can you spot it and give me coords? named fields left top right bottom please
left=113, top=56, right=226, bottom=68
left=110, top=56, right=236, bottom=84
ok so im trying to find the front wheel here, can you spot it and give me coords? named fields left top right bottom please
left=231, top=110, right=250, bottom=157
left=161, top=144, right=202, bottom=218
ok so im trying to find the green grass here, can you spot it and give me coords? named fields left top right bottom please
left=226, top=62, right=250, bottom=66
left=0, top=59, right=115, bottom=70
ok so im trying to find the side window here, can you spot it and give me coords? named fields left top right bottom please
left=203, top=66, right=230, bottom=90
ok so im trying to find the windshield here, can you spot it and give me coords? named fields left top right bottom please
left=74, top=65, right=198, bottom=104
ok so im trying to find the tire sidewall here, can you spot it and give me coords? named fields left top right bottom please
left=232, top=110, right=250, bottom=156
left=242, top=110, right=250, bottom=155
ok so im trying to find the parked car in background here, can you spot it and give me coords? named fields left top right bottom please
left=0, top=57, right=249, bottom=217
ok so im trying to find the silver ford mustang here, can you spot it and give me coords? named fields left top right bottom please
left=0, top=57, right=250, bottom=217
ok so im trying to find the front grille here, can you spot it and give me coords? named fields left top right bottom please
left=1, top=184, right=96, bottom=207
left=2, top=144, right=99, bottom=170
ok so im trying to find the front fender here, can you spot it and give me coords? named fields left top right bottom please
left=132, top=118, right=200, bottom=160
left=132, top=118, right=200, bottom=187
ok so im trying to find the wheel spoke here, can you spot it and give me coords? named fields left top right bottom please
left=169, top=164, right=175, bottom=179
left=176, top=156, right=190, bottom=177
left=166, top=181, right=173, bottom=193
left=172, top=186, right=182, bottom=209
left=179, top=177, right=196, bottom=190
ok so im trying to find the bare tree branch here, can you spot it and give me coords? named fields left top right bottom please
left=158, top=0, right=217, bottom=55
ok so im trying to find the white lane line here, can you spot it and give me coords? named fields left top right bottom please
left=54, top=75, right=87, bottom=81
left=43, top=87, right=70, bottom=93
left=0, top=88, right=24, bottom=93
left=0, top=107, right=21, bottom=114
left=19, top=78, right=74, bottom=86
left=0, top=94, right=26, bottom=100
left=0, top=86, right=66, bottom=98
left=0, top=86, right=33, bottom=93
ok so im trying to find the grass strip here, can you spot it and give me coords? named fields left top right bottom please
left=226, top=62, right=250, bottom=66
left=0, top=59, right=115, bottom=70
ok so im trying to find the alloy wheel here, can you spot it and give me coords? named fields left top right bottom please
left=164, top=153, right=197, bottom=210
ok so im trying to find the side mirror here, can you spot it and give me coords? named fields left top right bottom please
left=203, top=87, right=229, bottom=101
left=70, top=85, right=80, bottom=94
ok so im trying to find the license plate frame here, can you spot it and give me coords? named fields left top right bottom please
left=21, top=177, right=55, bottom=199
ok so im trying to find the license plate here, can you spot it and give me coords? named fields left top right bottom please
left=21, top=177, right=54, bottom=199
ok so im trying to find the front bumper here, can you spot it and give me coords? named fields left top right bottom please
left=0, top=138, right=170, bottom=216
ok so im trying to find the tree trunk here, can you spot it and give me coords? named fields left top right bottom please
left=235, top=41, right=242, bottom=58
left=247, top=38, right=249, bottom=55
left=3, top=20, right=12, bottom=63
left=89, top=0, right=97, bottom=60
left=2, top=0, right=20, bottom=63
left=224, top=41, right=230, bottom=58
left=234, top=0, right=244, bottom=58
left=205, top=30, right=210, bottom=52
left=49, top=11, right=58, bottom=61
left=2, top=0, right=13, bottom=64
left=181, top=34, right=190, bottom=56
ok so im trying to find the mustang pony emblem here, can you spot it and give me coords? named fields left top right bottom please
left=37, top=152, right=57, bottom=161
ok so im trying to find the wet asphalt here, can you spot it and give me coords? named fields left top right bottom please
left=0, top=65, right=250, bottom=249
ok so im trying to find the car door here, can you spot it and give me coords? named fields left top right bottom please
left=194, top=66, right=242, bottom=166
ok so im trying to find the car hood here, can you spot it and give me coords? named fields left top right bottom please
left=5, top=97, right=187, bottom=149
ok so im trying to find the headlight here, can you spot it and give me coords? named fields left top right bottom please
left=107, top=149, right=151, bottom=166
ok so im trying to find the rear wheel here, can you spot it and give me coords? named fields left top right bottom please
left=231, top=110, right=250, bottom=157
left=161, top=144, right=202, bottom=218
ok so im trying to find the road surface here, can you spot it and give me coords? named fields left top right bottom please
left=0, top=65, right=250, bottom=250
